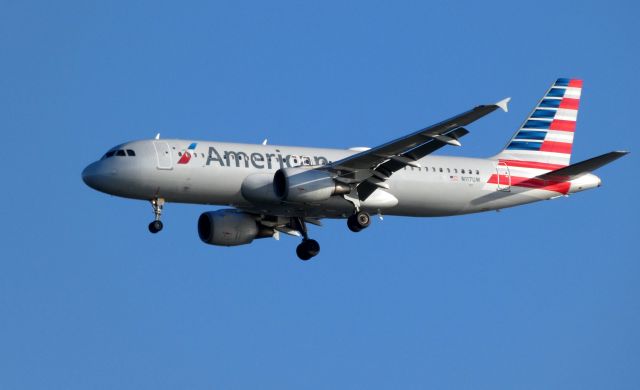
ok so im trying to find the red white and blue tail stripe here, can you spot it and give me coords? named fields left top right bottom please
left=494, top=78, right=582, bottom=169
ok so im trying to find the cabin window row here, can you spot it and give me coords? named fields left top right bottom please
left=405, top=166, right=480, bottom=175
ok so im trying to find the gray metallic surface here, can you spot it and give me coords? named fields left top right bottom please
left=83, top=138, right=588, bottom=219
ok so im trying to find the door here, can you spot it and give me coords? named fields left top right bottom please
left=496, top=162, right=511, bottom=192
left=153, top=141, right=173, bottom=170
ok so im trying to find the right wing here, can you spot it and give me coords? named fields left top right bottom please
left=324, top=98, right=511, bottom=200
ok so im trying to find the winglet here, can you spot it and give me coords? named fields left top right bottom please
left=496, top=97, right=511, bottom=113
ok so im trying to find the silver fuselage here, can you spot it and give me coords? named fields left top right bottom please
left=82, top=139, right=601, bottom=218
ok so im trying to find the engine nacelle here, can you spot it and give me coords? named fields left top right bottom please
left=241, top=173, right=280, bottom=204
left=273, top=167, right=350, bottom=203
left=197, top=209, right=272, bottom=246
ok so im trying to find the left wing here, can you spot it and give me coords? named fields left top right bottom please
left=325, top=98, right=511, bottom=200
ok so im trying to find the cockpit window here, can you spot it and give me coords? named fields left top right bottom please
left=116, top=150, right=126, bottom=156
left=104, top=151, right=116, bottom=158
left=126, top=149, right=136, bottom=156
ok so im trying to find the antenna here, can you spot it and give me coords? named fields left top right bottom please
left=262, top=138, right=268, bottom=145
left=155, top=133, right=161, bottom=140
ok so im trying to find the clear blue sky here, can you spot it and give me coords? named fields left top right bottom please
left=1, top=1, right=639, bottom=388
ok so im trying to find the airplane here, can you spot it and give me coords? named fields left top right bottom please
left=82, top=78, right=628, bottom=260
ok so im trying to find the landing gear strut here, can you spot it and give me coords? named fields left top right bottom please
left=292, top=217, right=320, bottom=261
left=148, top=198, right=165, bottom=233
left=347, top=211, right=371, bottom=232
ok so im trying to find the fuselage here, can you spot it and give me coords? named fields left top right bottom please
left=82, top=139, right=601, bottom=218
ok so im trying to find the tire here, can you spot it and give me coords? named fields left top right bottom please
left=296, top=243, right=312, bottom=260
left=148, top=220, right=163, bottom=233
left=347, top=216, right=363, bottom=232
left=304, top=239, right=320, bottom=256
left=347, top=211, right=370, bottom=232
left=296, top=239, right=320, bottom=260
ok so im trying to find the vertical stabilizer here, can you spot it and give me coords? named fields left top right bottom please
left=493, top=78, right=582, bottom=172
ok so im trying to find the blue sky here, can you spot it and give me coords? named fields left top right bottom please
left=1, top=0, right=639, bottom=388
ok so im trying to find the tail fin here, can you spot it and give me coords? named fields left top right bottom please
left=493, top=78, right=583, bottom=171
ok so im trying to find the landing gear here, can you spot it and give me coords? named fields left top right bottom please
left=292, top=217, right=320, bottom=260
left=296, top=239, right=320, bottom=261
left=148, top=220, right=163, bottom=233
left=347, top=211, right=371, bottom=232
left=148, top=198, right=165, bottom=234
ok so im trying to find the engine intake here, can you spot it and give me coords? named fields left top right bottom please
left=197, top=209, right=273, bottom=246
left=273, top=167, right=350, bottom=203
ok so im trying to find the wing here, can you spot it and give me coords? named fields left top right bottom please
left=325, top=98, right=511, bottom=200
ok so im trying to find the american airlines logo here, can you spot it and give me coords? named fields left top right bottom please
left=204, top=146, right=329, bottom=170
left=177, top=143, right=197, bottom=164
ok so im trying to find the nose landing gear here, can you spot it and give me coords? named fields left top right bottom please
left=148, top=198, right=165, bottom=233
left=347, top=211, right=371, bottom=232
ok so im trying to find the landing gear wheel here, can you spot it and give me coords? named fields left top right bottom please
left=148, top=198, right=165, bottom=234
left=296, top=239, right=320, bottom=261
left=347, top=211, right=371, bottom=232
left=148, top=220, right=163, bottom=233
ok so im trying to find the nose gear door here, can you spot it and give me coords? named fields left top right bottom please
left=153, top=141, right=173, bottom=170
left=496, top=162, right=511, bottom=192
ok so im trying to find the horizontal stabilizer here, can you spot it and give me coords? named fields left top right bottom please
left=538, top=151, right=629, bottom=180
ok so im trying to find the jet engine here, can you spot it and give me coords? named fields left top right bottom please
left=197, top=209, right=273, bottom=246
left=273, top=167, right=350, bottom=203
left=241, top=173, right=281, bottom=204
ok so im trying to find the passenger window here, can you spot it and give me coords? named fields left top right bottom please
left=126, top=149, right=135, bottom=156
left=454, top=169, right=458, bottom=173
left=439, top=168, right=443, bottom=172
left=447, top=168, right=450, bottom=173
left=116, top=150, right=126, bottom=156
left=178, top=152, right=182, bottom=156
left=461, top=169, right=465, bottom=174
left=432, top=167, right=436, bottom=172
left=476, top=170, right=479, bottom=175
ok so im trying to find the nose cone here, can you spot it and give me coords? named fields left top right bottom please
left=82, top=162, right=103, bottom=191
left=82, top=160, right=120, bottom=193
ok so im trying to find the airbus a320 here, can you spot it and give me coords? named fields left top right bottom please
left=82, top=78, right=628, bottom=260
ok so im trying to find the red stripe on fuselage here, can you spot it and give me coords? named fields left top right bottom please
left=487, top=174, right=570, bottom=194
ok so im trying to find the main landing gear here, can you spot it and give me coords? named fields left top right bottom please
left=148, top=198, right=165, bottom=234
left=347, top=211, right=371, bottom=232
left=292, top=217, right=320, bottom=261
